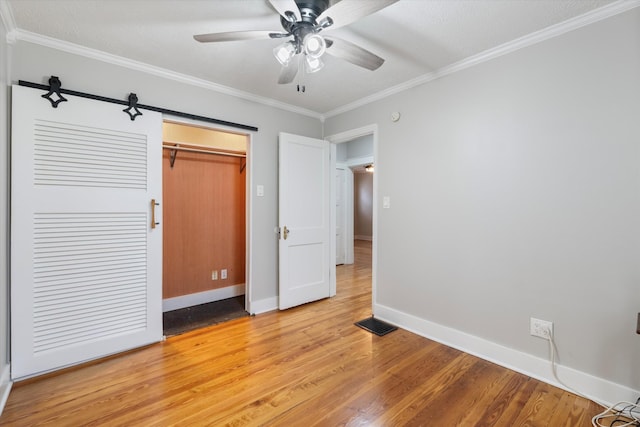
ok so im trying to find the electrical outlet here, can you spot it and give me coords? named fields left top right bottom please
left=221, top=269, right=227, bottom=279
left=530, top=317, right=553, bottom=339
left=211, top=270, right=218, bottom=280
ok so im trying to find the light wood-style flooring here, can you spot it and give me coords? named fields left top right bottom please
left=1, top=240, right=605, bottom=426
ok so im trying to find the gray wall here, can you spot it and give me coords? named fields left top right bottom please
left=325, top=8, right=640, bottom=391
left=0, top=12, right=9, bottom=383
left=9, top=41, right=322, bottom=307
left=346, top=135, right=373, bottom=159
left=336, top=134, right=373, bottom=163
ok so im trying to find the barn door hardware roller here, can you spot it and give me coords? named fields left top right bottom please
left=123, top=93, right=143, bottom=121
left=30, top=75, right=143, bottom=120
left=19, top=76, right=258, bottom=131
left=41, top=76, right=67, bottom=108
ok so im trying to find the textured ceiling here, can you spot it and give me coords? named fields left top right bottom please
left=5, top=0, right=621, bottom=115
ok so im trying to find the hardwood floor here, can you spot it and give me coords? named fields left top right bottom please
left=1, top=240, right=605, bottom=426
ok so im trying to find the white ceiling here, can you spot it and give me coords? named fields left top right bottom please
left=4, top=0, right=622, bottom=116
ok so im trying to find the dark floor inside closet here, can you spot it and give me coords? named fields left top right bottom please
left=163, top=296, right=248, bottom=336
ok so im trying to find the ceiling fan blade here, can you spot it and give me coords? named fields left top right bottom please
left=278, top=57, right=299, bottom=84
left=324, top=37, right=384, bottom=71
left=317, top=0, right=399, bottom=30
left=267, top=0, right=302, bottom=22
left=194, top=30, right=280, bottom=43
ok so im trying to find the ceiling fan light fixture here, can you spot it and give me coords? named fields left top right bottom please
left=317, top=17, right=334, bottom=30
left=303, top=34, right=326, bottom=58
left=273, top=41, right=296, bottom=66
left=305, top=55, right=324, bottom=73
left=194, top=0, right=398, bottom=85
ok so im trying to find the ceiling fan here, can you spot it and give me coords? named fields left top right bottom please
left=194, top=0, right=399, bottom=84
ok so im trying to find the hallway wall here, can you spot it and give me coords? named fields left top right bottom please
left=354, top=172, right=373, bottom=240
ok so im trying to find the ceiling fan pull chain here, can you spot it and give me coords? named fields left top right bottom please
left=296, top=58, right=305, bottom=93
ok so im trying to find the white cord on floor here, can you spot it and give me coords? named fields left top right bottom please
left=591, top=401, right=640, bottom=427
left=546, top=332, right=605, bottom=407
left=542, top=333, right=640, bottom=426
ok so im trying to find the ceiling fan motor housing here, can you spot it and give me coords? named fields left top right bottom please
left=280, top=0, right=331, bottom=53
left=296, top=0, right=330, bottom=22
left=193, top=0, right=395, bottom=84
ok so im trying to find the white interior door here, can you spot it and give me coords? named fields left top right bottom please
left=278, top=132, right=331, bottom=310
left=344, top=167, right=355, bottom=265
left=335, top=167, right=346, bottom=265
left=11, top=85, right=163, bottom=379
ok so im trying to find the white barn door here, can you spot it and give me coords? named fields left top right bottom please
left=11, top=85, right=163, bottom=379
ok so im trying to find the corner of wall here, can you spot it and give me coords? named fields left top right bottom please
left=0, top=7, right=11, bottom=416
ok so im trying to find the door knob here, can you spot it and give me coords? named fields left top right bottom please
left=283, top=225, right=289, bottom=240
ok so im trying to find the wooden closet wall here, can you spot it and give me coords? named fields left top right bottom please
left=162, top=125, right=246, bottom=300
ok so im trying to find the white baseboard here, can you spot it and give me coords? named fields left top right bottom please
left=0, top=364, right=12, bottom=416
left=163, top=284, right=245, bottom=312
left=374, top=303, right=638, bottom=407
left=354, top=235, right=372, bottom=241
left=249, top=296, right=278, bottom=315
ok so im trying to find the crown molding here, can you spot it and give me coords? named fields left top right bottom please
left=322, top=0, right=640, bottom=119
left=5, top=0, right=639, bottom=122
left=0, top=0, right=16, bottom=41
left=12, top=29, right=323, bottom=120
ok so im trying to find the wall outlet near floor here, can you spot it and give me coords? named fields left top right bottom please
left=211, top=270, right=218, bottom=280
left=530, top=317, right=553, bottom=339
left=221, top=269, right=227, bottom=279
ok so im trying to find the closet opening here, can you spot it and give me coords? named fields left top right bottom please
left=161, top=120, right=249, bottom=336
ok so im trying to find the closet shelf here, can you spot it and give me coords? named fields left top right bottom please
left=163, top=143, right=246, bottom=170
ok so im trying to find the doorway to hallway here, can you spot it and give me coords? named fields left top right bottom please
left=327, top=125, right=378, bottom=312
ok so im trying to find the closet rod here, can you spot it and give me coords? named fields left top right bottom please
left=162, top=144, right=246, bottom=158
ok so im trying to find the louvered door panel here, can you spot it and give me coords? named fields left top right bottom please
left=33, top=119, right=147, bottom=189
left=33, top=213, right=147, bottom=354
left=11, top=85, right=162, bottom=379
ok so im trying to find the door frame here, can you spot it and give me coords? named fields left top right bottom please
left=325, top=124, right=378, bottom=308
left=161, top=116, right=255, bottom=315
left=337, top=156, right=374, bottom=265
left=334, top=164, right=351, bottom=265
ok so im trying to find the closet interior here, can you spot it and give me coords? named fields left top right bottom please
left=161, top=121, right=247, bottom=324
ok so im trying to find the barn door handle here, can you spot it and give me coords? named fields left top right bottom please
left=283, top=225, right=289, bottom=240
left=151, top=199, right=160, bottom=229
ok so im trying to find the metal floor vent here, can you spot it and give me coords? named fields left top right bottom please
left=355, top=317, right=398, bottom=336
